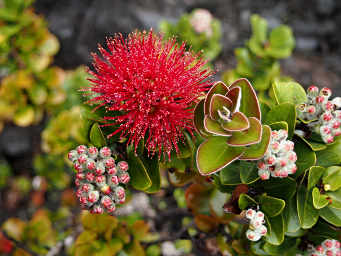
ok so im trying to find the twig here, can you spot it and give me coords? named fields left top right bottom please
left=144, top=221, right=194, bottom=245
left=1, top=230, right=41, bottom=256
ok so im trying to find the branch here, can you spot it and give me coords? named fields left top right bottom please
left=1, top=231, right=41, bottom=256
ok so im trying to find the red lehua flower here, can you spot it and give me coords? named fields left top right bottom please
left=87, top=30, right=213, bottom=158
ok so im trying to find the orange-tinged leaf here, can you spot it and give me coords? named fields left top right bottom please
left=221, top=112, right=249, bottom=132
left=227, top=117, right=262, bottom=146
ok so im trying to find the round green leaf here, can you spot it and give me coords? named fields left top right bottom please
left=293, top=137, right=317, bottom=179
left=265, top=103, right=296, bottom=138
left=265, top=214, right=285, bottom=245
left=238, top=193, right=257, bottom=210
left=272, top=80, right=307, bottom=105
left=260, top=195, right=285, bottom=217
left=89, top=122, right=106, bottom=148
left=322, top=166, right=341, bottom=191
left=319, top=206, right=341, bottom=227
left=307, top=166, right=325, bottom=191
left=196, top=136, right=244, bottom=175
left=296, top=186, right=319, bottom=229
left=312, top=187, right=329, bottom=209
left=227, top=117, right=262, bottom=146
left=261, top=177, right=296, bottom=200
left=283, top=197, right=300, bottom=233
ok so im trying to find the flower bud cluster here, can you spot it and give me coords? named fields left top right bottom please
left=309, top=239, right=341, bottom=256
left=68, top=145, right=130, bottom=215
left=245, top=209, right=267, bottom=242
left=298, top=86, right=341, bottom=144
left=257, top=129, right=297, bottom=180
left=189, top=9, right=213, bottom=37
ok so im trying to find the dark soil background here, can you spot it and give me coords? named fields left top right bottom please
left=34, top=0, right=341, bottom=92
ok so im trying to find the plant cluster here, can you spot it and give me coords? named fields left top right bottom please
left=0, top=0, right=66, bottom=130
left=67, top=27, right=341, bottom=255
left=160, top=8, right=222, bottom=62
left=223, top=14, right=295, bottom=95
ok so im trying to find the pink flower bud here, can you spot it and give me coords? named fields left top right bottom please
left=100, top=147, right=111, bottom=158
left=68, top=150, right=78, bottom=162
left=92, top=205, right=104, bottom=214
left=335, top=240, right=340, bottom=248
left=259, top=225, right=267, bottom=235
left=118, top=161, right=129, bottom=171
left=74, top=163, right=83, bottom=172
left=86, top=172, right=95, bottom=182
left=316, top=245, right=324, bottom=253
left=326, top=251, right=333, bottom=256
left=100, top=185, right=111, bottom=195
left=79, top=196, right=87, bottom=204
left=266, top=156, right=276, bottom=165
left=332, top=121, right=341, bottom=129
left=246, top=209, right=256, bottom=219
left=321, top=87, right=332, bottom=97
left=77, top=145, right=87, bottom=155
left=95, top=175, right=105, bottom=184
left=316, top=96, right=324, bottom=103
left=119, top=173, right=130, bottom=184
left=88, top=146, right=98, bottom=158
left=105, top=158, right=115, bottom=168
left=81, top=184, right=92, bottom=193
left=87, top=191, right=99, bottom=203
left=116, top=187, right=125, bottom=200
left=76, top=172, right=85, bottom=180
left=288, top=152, right=297, bottom=162
left=86, top=159, right=96, bottom=171
left=76, top=189, right=82, bottom=198
left=325, top=101, right=334, bottom=111
left=77, top=154, right=87, bottom=165
left=75, top=178, right=81, bottom=186
left=322, top=112, right=332, bottom=121
left=280, top=159, right=287, bottom=167
left=290, top=165, right=297, bottom=174
left=107, top=204, right=116, bottom=213
left=324, top=240, right=333, bottom=248
left=111, top=175, right=119, bottom=185
left=108, top=166, right=117, bottom=175
left=308, top=85, right=319, bottom=94
left=326, top=135, right=334, bottom=144
left=308, top=105, right=316, bottom=114
left=101, top=196, right=113, bottom=208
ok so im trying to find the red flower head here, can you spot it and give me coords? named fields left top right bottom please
left=87, top=30, right=213, bottom=158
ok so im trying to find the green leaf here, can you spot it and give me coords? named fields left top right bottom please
left=322, top=166, right=341, bottom=191
left=205, top=81, right=229, bottom=114
left=194, top=100, right=210, bottom=137
left=250, top=14, right=267, bottom=44
left=196, top=136, right=244, bottom=175
left=265, top=214, right=285, bottom=245
left=312, top=187, right=329, bottom=209
left=268, top=121, right=288, bottom=132
left=316, top=148, right=341, bottom=167
left=221, top=112, right=249, bottom=132
left=296, top=186, right=319, bottom=229
left=127, top=148, right=152, bottom=191
left=265, top=103, right=296, bottom=138
left=227, top=117, right=262, bottom=146
left=239, top=125, right=271, bottom=160
left=283, top=197, right=300, bottom=233
left=219, top=161, right=242, bottom=185
left=89, top=123, right=106, bottom=148
left=293, top=137, right=317, bottom=179
left=228, top=78, right=261, bottom=120
left=261, top=177, right=296, bottom=200
left=298, top=136, right=327, bottom=151
left=238, top=193, right=257, bottom=210
left=239, top=161, right=259, bottom=184
left=272, top=80, right=307, bottom=105
left=209, top=94, right=233, bottom=120
left=326, top=188, right=341, bottom=209
left=319, top=206, right=341, bottom=227
left=260, top=195, right=285, bottom=217
left=225, top=86, right=241, bottom=112
left=204, top=115, right=232, bottom=136
left=267, top=25, right=295, bottom=58
left=144, top=156, right=161, bottom=193
left=307, top=166, right=325, bottom=191
left=263, top=238, right=298, bottom=256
